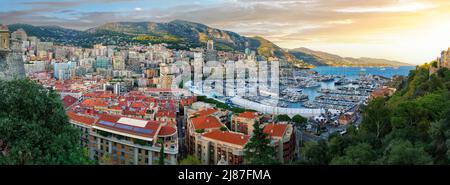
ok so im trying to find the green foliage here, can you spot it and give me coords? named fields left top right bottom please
left=179, top=155, right=201, bottom=165
left=134, top=139, right=149, bottom=146
left=299, top=64, right=450, bottom=165
left=158, top=139, right=164, bottom=165
left=0, top=79, right=93, bottom=164
left=330, top=143, right=376, bottom=165
left=359, top=98, right=391, bottom=147
left=300, top=140, right=331, bottom=165
left=385, top=140, right=432, bottom=165
left=178, top=80, right=184, bottom=89
left=292, top=115, right=307, bottom=127
left=133, top=34, right=181, bottom=45
left=244, top=122, right=279, bottom=165
left=196, top=96, right=256, bottom=113
left=220, top=126, right=228, bottom=131
left=276, top=114, right=291, bottom=122
left=195, top=129, right=205, bottom=134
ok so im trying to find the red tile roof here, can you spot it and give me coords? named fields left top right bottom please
left=263, top=124, right=288, bottom=138
left=155, top=110, right=176, bottom=118
left=130, top=102, right=146, bottom=109
left=109, top=105, right=122, bottom=110
left=202, top=130, right=249, bottom=146
left=191, top=116, right=222, bottom=130
left=193, top=108, right=217, bottom=117
left=237, top=111, right=258, bottom=119
left=62, top=95, right=78, bottom=108
left=158, top=126, right=177, bottom=136
left=67, top=111, right=96, bottom=125
left=80, top=98, right=108, bottom=107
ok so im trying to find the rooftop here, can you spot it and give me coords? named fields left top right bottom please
left=191, top=116, right=222, bottom=130
left=202, top=130, right=249, bottom=147
left=155, top=110, right=176, bottom=118
left=193, top=108, right=217, bottom=117
left=80, top=98, right=108, bottom=107
left=67, top=111, right=96, bottom=125
left=62, top=95, right=78, bottom=108
left=158, top=125, right=177, bottom=136
left=263, top=123, right=288, bottom=138
left=94, top=114, right=161, bottom=138
left=237, top=111, right=258, bottom=119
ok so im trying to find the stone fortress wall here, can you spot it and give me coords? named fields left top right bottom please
left=0, top=24, right=25, bottom=80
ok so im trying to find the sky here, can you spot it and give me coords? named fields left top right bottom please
left=2, top=0, right=450, bottom=64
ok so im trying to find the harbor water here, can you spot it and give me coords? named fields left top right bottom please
left=287, top=66, right=415, bottom=108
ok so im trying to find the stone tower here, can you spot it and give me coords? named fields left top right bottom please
left=0, top=24, right=25, bottom=81
left=0, top=24, right=10, bottom=51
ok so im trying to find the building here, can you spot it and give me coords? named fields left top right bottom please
left=437, top=48, right=450, bottom=69
left=159, top=74, right=173, bottom=89
left=88, top=114, right=178, bottom=165
left=338, top=112, right=355, bottom=125
left=369, top=86, right=396, bottom=100
left=196, top=130, right=249, bottom=165
left=263, top=123, right=296, bottom=164
left=53, top=62, right=76, bottom=80
left=205, top=40, right=218, bottom=62
left=186, top=114, right=223, bottom=155
left=230, top=111, right=259, bottom=135
left=67, top=111, right=97, bottom=147
left=95, top=56, right=110, bottom=70
left=430, top=48, right=450, bottom=74
left=0, top=24, right=25, bottom=80
left=112, top=55, right=125, bottom=70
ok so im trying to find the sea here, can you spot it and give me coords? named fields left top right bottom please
left=311, top=66, right=416, bottom=79
left=287, top=66, right=415, bottom=108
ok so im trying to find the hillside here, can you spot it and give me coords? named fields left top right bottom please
left=289, top=47, right=411, bottom=67
left=300, top=65, right=450, bottom=165
left=8, top=21, right=406, bottom=67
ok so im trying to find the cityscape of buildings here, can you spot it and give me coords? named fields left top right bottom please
left=1, top=21, right=449, bottom=165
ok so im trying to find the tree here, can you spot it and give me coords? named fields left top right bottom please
left=276, top=114, right=291, bottom=122
left=328, top=134, right=349, bottom=158
left=99, top=152, right=114, bottom=165
left=428, top=108, right=450, bottom=164
left=0, top=79, right=93, bottom=164
left=301, top=140, right=330, bottom=165
left=244, top=121, right=278, bottom=165
left=178, top=80, right=184, bottom=89
left=158, top=139, right=165, bottom=165
left=179, top=155, right=201, bottom=165
left=385, top=140, right=432, bottom=165
left=330, top=142, right=376, bottom=165
left=292, top=115, right=307, bottom=128
left=359, top=98, right=391, bottom=147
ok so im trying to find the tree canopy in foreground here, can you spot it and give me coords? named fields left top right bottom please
left=0, top=79, right=93, bottom=164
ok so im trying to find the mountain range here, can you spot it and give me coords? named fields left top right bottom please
left=7, top=20, right=412, bottom=67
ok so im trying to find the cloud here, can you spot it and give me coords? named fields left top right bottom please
left=335, top=2, right=436, bottom=13
left=327, top=19, right=353, bottom=25
left=2, top=0, right=450, bottom=64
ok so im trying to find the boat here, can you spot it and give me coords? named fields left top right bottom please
left=380, top=67, right=386, bottom=71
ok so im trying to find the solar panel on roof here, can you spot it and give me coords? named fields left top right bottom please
left=98, top=120, right=115, bottom=126
left=134, top=128, right=153, bottom=134
left=115, top=124, right=134, bottom=131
